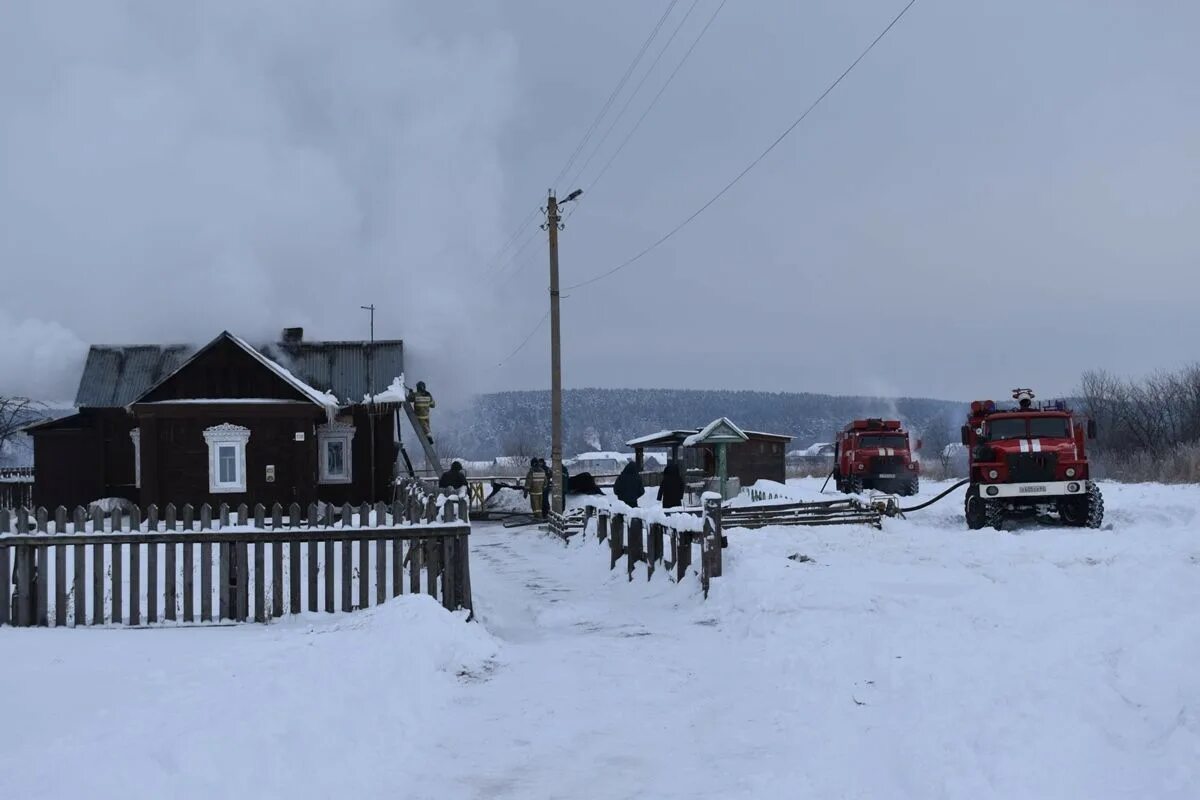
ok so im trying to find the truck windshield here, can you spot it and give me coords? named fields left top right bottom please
left=857, top=434, right=908, bottom=449
left=1029, top=417, right=1070, bottom=438
left=986, top=417, right=1072, bottom=439
left=986, top=418, right=1028, bottom=440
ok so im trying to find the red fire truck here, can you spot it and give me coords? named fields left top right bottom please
left=833, top=419, right=921, bottom=496
left=961, top=389, right=1103, bottom=530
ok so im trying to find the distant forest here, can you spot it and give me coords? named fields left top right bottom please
left=434, top=388, right=967, bottom=461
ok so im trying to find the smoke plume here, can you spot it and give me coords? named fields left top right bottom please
left=0, top=1, right=516, bottom=403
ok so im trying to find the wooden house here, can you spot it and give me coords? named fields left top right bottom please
left=626, top=424, right=792, bottom=486
left=29, top=329, right=405, bottom=509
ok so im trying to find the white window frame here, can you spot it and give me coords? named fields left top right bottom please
left=318, top=421, right=355, bottom=484
left=203, top=423, right=250, bottom=493
left=129, top=428, right=141, bottom=488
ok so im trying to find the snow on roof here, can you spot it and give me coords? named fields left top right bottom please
left=571, top=451, right=634, bottom=462
left=682, top=417, right=748, bottom=447
left=741, top=430, right=794, bottom=442
left=366, top=374, right=406, bottom=404
left=629, top=424, right=790, bottom=449
left=792, top=442, right=835, bottom=457
left=140, top=399, right=317, bottom=405
left=625, top=430, right=694, bottom=448
left=226, top=333, right=341, bottom=409
left=124, top=331, right=341, bottom=411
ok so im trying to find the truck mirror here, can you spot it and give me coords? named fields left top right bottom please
left=960, top=425, right=970, bottom=445
left=915, top=438, right=923, bottom=451
left=1087, top=419, right=1097, bottom=440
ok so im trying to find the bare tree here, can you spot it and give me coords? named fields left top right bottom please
left=502, top=430, right=541, bottom=460
left=0, top=396, right=43, bottom=449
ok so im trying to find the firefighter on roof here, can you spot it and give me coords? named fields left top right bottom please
left=407, top=381, right=436, bottom=441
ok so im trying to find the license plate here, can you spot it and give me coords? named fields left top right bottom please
left=878, top=473, right=896, bottom=479
left=1018, top=484, right=1048, bottom=494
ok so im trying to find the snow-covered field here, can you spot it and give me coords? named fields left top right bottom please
left=3, top=479, right=1198, bottom=798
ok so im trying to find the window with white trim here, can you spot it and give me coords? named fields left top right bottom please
left=129, top=428, right=141, bottom=488
left=318, top=421, right=355, bottom=484
left=203, top=423, right=250, bottom=493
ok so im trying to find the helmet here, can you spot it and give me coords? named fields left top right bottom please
left=451, top=461, right=462, bottom=471
left=416, top=381, right=426, bottom=391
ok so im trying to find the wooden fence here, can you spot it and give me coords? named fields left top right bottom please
left=720, top=498, right=882, bottom=529
left=0, top=484, right=471, bottom=628
left=581, top=491, right=884, bottom=597
left=583, top=495, right=725, bottom=595
left=0, top=467, right=33, bottom=509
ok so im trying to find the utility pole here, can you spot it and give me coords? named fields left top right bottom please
left=361, top=304, right=376, bottom=502
left=543, top=189, right=581, bottom=515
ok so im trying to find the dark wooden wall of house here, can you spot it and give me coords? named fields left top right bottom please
left=32, top=425, right=101, bottom=508
left=318, top=408, right=397, bottom=506
left=31, top=409, right=139, bottom=508
left=727, top=438, right=787, bottom=484
left=140, top=336, right=311, bottom=403
left=97, top=409, right=138, bottom=494
left=140, top=408, right=318, bottom=509
left=136, top=405, right=395, bottom=509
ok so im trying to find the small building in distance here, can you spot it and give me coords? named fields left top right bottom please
left=626, top=423, right=792, bottom=486
left=566, top=451, right=634, bottom=475
left=787, top=442, right=836, bottom=467
left=28, top=328, right=405, bottom=509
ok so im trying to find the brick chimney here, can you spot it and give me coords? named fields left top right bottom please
left=281, top=327, right=303, bottom=344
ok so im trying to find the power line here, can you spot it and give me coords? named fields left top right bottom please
left=497, top=309, right=551, bottom=367
left=490, top=226, right=542, bottom=282
left=550, top=0, right=680, bottom=191
left=483, top=205, right=541, bottom=272
left=563, top=0, right=705, bottom=193
left=564, top=0, right=919, bottom=292
left=584, top=0, right=728, bottom=198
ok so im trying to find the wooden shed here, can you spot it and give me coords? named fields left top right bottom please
left=30, top=329, right=405, bottom=509
left=626, top=423, right=792, bottom=486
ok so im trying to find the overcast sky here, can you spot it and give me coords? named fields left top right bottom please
left=2, top=1, right=1197, bottom=404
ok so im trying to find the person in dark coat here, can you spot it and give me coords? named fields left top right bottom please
left=567, top=471, right=604, bottom=495
left=540, top=459, right=555, bottom=519
left=439, top=461, right=468, bottom=492
left=657, top=460, right=685, bottom=508
left=612, top=461, right=645, bottom=508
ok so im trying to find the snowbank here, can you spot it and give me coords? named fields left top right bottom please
left=0, top=596, right=496, bottom=799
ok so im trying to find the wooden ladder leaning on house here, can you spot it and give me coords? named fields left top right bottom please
left=395, top=400, right=443, bottom=492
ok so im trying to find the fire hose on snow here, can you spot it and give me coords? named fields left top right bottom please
left=819, top=468, right=969, bottom=515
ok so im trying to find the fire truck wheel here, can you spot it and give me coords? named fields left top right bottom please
left=848, top=476, right=864, bottom=495
left=1086, top=482, right=1105, bottom=529
left=1058, top=496, right=1089, bottom=527
left=902, top=476, right=919, bottom=497
left=965, top=487, right=988, bottom=530
left=986, top=501, right=1005, bottom=531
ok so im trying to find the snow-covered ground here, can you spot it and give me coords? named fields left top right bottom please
left=3, top=479, right=1198, bottom=798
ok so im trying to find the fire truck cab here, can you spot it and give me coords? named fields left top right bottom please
left=961, top=389, right=1103, bottom=529
left=833, top=418, right=921, bottom=496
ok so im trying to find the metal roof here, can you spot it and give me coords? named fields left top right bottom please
left=74, top=336, right=404, bottom=408
left=75, top=345, right=192, bottom=407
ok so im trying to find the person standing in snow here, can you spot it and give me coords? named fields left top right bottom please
left=406, top=381, right=436, bottom=442
left=657, top=460, right=685, bottom=508
left=439, top=461, right=468, bottom=494
left=613, top=461, right=645, bottom=508
left=524, top=458, right=546, bottom=516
